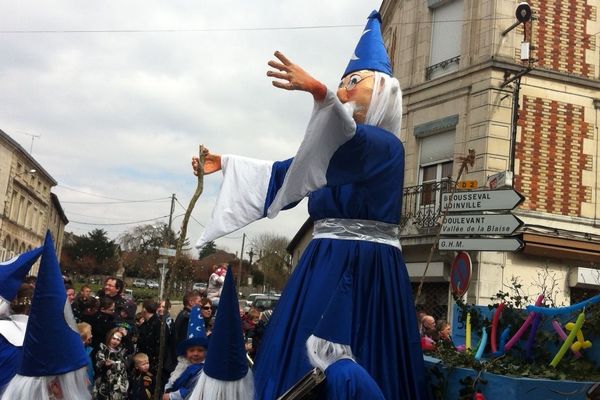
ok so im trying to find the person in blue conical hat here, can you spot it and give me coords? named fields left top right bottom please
left=1, top=232, right=91, bottom=400
left=162, top=306, right=209, bottom=400
left=0, top=246, right=42, bottom=317
left=306, top=270, right=384, bottom=400
left=188, top=267, right=253, bottom=400
left=192, top=9, right=426, bottom=400
left=0, top=246, right=43, bottom=392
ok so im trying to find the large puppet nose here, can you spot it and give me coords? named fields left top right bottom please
left=336, top=88, right=348, bottom=103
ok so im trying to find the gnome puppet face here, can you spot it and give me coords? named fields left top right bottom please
left=336, top=69, right=375, bottom=124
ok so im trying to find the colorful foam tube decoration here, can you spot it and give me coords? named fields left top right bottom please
left=565, top=322, right=592, bottom=352
left=550, top=312, right=585, bottom=367
left=491, top=326, right=511, bottom=357
left=504, top=294, right=544, bottom=351
left=527, top=293, right=600, bottom=315
left=525, top=314, right=542, bottom=360
left=474, top=327, right=488, bottom=361
left=466, top=312, right=472, bottom=351
left=551, top=320, right=582, bottom=358
left=490, top=303, right=505, bottom=353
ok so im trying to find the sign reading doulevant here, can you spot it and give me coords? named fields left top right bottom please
left=441, top=214, right=523, bottom=235
left=441, top=189, right=524, bottom=212
left=450, top=251, right=471, bottom=297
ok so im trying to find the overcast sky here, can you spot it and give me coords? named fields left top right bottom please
left=0, top=1, right=382, bottom=255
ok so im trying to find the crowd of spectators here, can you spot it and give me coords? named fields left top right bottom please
left=58, top=276, right=272, bottom=399
left=417, top=311, right=454, bottom=351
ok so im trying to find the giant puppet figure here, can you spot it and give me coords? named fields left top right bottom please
left=193, top=11, right=426, bottom=400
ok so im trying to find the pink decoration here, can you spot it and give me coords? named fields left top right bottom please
left=504, top=294, right=544, bottom=351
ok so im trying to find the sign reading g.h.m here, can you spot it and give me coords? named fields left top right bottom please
left=439, top=188, right=525, bottom=252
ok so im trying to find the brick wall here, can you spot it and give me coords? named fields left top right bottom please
left=518, top=0, right=596, bottom=78
left=516, top=96, right=593, bottom=216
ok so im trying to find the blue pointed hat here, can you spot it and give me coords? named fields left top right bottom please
left=176, top=306, right=209, bottom=356
left=0, top=246, right=43, bottom=302
left=313, top=270, right=354, bottom=345
left=203, top=266, right=248, bottom=381
left=343, top=10, right=392, bottom=78
left=19, top=231, right=88, bottom=377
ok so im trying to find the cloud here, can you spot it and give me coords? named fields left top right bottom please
left=0, top=0, right=381, bottom=254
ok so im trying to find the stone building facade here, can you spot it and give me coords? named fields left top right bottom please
left=376, top=0, right=600, bottom=318
left=0, top=129, right=67, bottom=273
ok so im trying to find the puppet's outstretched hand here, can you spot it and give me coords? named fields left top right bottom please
left=192, top=148, right=221, bottom=176
left=267, top=51, right=327, bottom=102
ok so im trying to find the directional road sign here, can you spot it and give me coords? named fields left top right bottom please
left=156, top=258, right=169, bottom=264
left=439, top=238, right=524, bottom=252
left=441, top=214, right=523, bottom=236
left=159, top=247, right=176, bottom=257
left=442, top=189, right=524, bottom=212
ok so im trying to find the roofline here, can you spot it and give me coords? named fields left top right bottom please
left=50, top=192, right=69, bottom=224
left=286, top=217, right=314, bottom=253
left=0, top=128, right=57, bottom=186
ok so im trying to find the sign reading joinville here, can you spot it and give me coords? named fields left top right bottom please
left=439, top=188, right=525, bottom=252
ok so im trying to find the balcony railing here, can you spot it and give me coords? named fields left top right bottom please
left=400, top=181, right=454, bottom=235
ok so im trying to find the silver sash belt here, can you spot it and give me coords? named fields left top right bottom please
left=312, top=218, right=402, bottom=250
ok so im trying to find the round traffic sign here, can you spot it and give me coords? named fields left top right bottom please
left=450, top=251, right=472, bottom=297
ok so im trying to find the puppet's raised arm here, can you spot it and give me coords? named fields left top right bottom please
left=267, top=51, right=327, bottom=102
left=194, top=154, right=295, bottom=248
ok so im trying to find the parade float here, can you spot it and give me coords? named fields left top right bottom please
left=423, top=284, right=600, bottom=400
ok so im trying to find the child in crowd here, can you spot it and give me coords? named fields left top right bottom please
left=129, top=352, right=154, bottom=400
left=77, top=322, right=95, bottom=391
left=163, top=306, right=208, bottom=400
left=93, top=327, right=129, bottom=400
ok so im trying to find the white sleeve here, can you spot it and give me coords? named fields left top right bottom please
left=266, top=89, right=356, bottom=218
left=195, top=155, right=274, bottom=248
left=169, top=391, right=184, bottom=400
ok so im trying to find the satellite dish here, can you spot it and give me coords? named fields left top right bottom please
left=516, top=2, right=532, bottom=23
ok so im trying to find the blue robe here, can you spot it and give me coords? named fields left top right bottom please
left=321, top=358, right=385, bottom=400
left=253, top=124, right=427, bottom=400
left=0, top=335, right=21, bottom=390
left=168, top=363, right=203, bottom=399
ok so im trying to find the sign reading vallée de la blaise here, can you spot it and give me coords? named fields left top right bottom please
left=439, top=188, right=525, bottom=252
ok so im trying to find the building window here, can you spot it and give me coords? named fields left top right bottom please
left=17, top=196, right=25, bottom=225
left=420, top=161, right=454, bottom=206
left=9, top=191, right=18, bottom=220
left=25, top=201, right=32, bottom=228
left=416, top=119, right=457, bottom=207
left=427, top=0, right=463, bottom=80
left=39, top=211, right=44, bottom=234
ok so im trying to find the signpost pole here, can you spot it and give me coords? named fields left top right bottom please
left=415, top=150, right=476, bottom=306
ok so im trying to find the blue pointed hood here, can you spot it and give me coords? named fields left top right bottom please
left=202, top=267, right=248, bottom=381
left=343, top=10, right=392, bottom=77
left=313, top=270, right=353, bottom=345
left=19, top=231, right=88, bottom=377
left=176, top=306, right=209, bottom=356
left=0, top=246, right=42, bottom=302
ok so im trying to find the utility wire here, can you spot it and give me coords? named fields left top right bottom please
left=62, top=199, right=170, bottom=204
left=69, top=214, right=170, bottom=226
left=57, top=184, right=171, bottom=202
left=64, top=210, right=133, bottom=220
left=174, top=198, right=205, bottom=227
left=0, top=16, right=515, bottom=35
